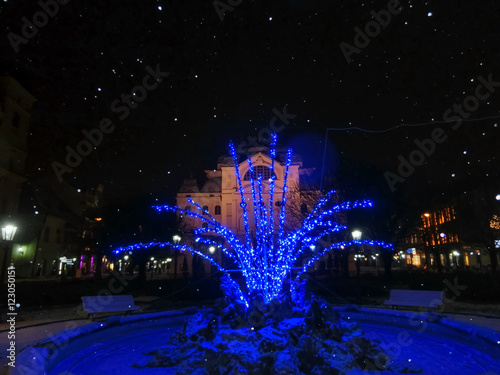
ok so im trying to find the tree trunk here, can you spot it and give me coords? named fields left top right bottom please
left=138, top=259, right=147, bottom=282
left=94, top=249, right=103, bottom=279
left=489, top=246, right=498, bottom=274
left=382, top=251, right=392, bottom=281
left=432, top=248, right=442, bottom=273
left=341, top=253, right=349, bottom=278
left=424, top=248, right=431, bottom=270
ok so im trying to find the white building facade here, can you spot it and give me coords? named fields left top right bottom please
left=175, top=147, right=319, bottom=276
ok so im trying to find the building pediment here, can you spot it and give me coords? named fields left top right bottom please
left=241, top=152, right=272, bottom=168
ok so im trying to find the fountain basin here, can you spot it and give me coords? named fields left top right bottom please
left=12, top=307, right=500, bottom=374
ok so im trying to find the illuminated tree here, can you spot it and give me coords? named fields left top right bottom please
left=113, top=135, right=393, bottom=306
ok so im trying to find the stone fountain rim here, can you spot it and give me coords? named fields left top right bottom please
left=12, top=306, right=500, bottom=374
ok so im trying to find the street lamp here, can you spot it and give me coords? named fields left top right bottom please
left=173, top=235, right=181, bottom=279
left=1, top=224, right=18, bottom=283
left=2, top=226, right=17, bottom=242
left=351, top=230, right=362, bottom=241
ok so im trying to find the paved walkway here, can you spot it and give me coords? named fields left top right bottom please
left=442, top=312, right=500, bottom=331
left=0, top=318, right=90, bottom=374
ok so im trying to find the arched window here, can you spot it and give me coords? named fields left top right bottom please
left=301, top=203, right=308, bottom=215
left=202, top=205, right=209, bottom=214
left=202, top=222, right=208, bottom=229
left=243, top=166, right=276, bottom=181
left=214, top=205, right=221, bottom=215
left=185, top=206, right=191, bottom=211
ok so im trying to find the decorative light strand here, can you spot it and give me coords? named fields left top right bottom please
left=114, top=134, right=394, bottom=305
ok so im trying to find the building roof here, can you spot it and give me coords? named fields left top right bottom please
left=179, top=178, right=200, bottom=193
left=201, top=178, right=221, bottom=193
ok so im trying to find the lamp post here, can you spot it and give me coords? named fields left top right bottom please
left=173, top=235, right=181, bottom=279
left=1, top=225, right=18, bottom=284
left=351, top=230, right=362, bottom=277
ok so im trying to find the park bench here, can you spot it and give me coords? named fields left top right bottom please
left=82, top=295, right=140, bottom=320
left=384, top=290, right=443, bottom=310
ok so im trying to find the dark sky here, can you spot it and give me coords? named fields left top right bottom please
left=1, top=0, right=499, bottom=207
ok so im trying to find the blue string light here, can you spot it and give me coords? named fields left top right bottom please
left=113, top=134, right=394, bottom=305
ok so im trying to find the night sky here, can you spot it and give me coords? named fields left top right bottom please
left=1, top=0, right=499, bottom=208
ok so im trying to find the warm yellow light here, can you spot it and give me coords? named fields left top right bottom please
left=423, top=213, right=430, bottom=217
left=95, top=217, right=102, bottom=221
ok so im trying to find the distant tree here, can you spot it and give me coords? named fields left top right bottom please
left=449, top=185, right=499, bottom=274
left=336, top=161, right=430, bottom=279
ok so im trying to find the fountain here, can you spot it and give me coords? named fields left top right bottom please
left=109, top=134, right=415, bottom=373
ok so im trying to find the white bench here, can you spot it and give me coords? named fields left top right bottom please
left=384, top=290, right=443, bottom=309
left=82, top=295, right=140, bottom=320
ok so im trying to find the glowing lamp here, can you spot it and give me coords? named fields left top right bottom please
left=351, top=230, right=362, bottom=240
left=1, top=225, right=17, bottom=241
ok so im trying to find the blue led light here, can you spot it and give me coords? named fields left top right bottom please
left=113, top=134, right=394, bottom=305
